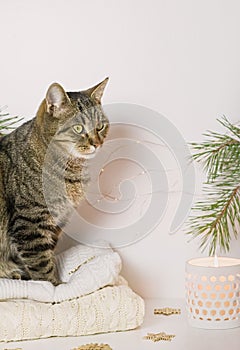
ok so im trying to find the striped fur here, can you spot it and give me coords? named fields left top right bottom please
left=0, top=79, right=109, bottom=285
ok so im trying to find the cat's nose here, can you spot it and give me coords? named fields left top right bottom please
left=90, top=138, right=101, bottom=149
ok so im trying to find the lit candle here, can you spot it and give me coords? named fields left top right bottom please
left=186, top=257, right=240, bottom=329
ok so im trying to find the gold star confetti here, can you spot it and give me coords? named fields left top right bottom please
left=72, top=344, right=112, bottom=350
left=154, top=307, right=181, bottom=315
left=144, top=332, right=176, bottom=342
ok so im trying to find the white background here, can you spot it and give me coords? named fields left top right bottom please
left=1, top=0, right=240, bottom=299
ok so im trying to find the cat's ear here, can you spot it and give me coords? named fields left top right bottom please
left=46, top=83, right=70, bottom=114
left=83, top=77, right=109, bottom=103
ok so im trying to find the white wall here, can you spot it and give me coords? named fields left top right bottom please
left=1, top=0, right=240, bottom=298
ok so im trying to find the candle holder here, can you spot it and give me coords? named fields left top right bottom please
left=185, top=257, right=240, bottom=329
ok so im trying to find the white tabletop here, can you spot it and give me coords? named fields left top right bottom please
left=1, top=298, right=239, bottom=350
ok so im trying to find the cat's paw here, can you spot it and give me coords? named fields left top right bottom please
left=50, top=277, right=62, bottom=286
left=10, top=271, right=22, bottom=280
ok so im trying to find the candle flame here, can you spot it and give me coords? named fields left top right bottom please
left=214, top=253, right=219, bottom=267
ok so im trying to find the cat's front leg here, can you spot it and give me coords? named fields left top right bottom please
left=11, top=236, right=61, bottom=285
left=10, top=221, right=61, bottom=285
left=21, top=249, right=61, bottom=285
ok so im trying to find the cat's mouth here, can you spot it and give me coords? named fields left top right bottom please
left=71, top=145, right=98, bottom=159
left=78, top=145, right=96, bottom=154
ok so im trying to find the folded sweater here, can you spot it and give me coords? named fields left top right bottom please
left=0, top=244, right=122, bottom=303
left=0, top=283, right=145, bottom=342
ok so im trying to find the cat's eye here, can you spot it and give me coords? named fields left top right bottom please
left=96, top=124, right=105, bottom=132
left=73, top=125, right=83, bottom=134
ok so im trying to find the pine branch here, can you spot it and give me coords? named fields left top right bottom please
left=0, top=106, right=23, bottom=133
left=187, top=117, right=240, bottom=254
left=188, top=178, right=240, bottom=254
left=191, top=117, right=240, bottom=182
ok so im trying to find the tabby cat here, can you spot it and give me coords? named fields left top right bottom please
left=0, top=78, right=109, bottom=285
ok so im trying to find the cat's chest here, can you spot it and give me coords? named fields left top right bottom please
left=64, top=160, right=89, bottom=207
left=66, top=181, right=84, bottom=207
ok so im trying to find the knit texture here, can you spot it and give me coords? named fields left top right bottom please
left=0, top=283, right=144, bottom=342
left=0, top=244, right=145, bottom=341
left=0, top=244, right=121, bottom=303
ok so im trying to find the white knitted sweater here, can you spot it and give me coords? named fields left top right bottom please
left=0, top=244, right=145, bottom=342
left=0, top=244, right=121, bottom=303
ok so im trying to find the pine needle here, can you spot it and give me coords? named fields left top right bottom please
left=187, top=117, right=240, bottom=254
left=0, top=106, right=23, bottom=133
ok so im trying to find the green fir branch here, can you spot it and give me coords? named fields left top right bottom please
left=191, top=117, right=240, bottom=182
left=0, top=106, right=23, bottom=133
left=187, top=117, right=240, bottom=255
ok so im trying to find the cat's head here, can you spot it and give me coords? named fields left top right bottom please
left=38, top=78, right=109, bottom=159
